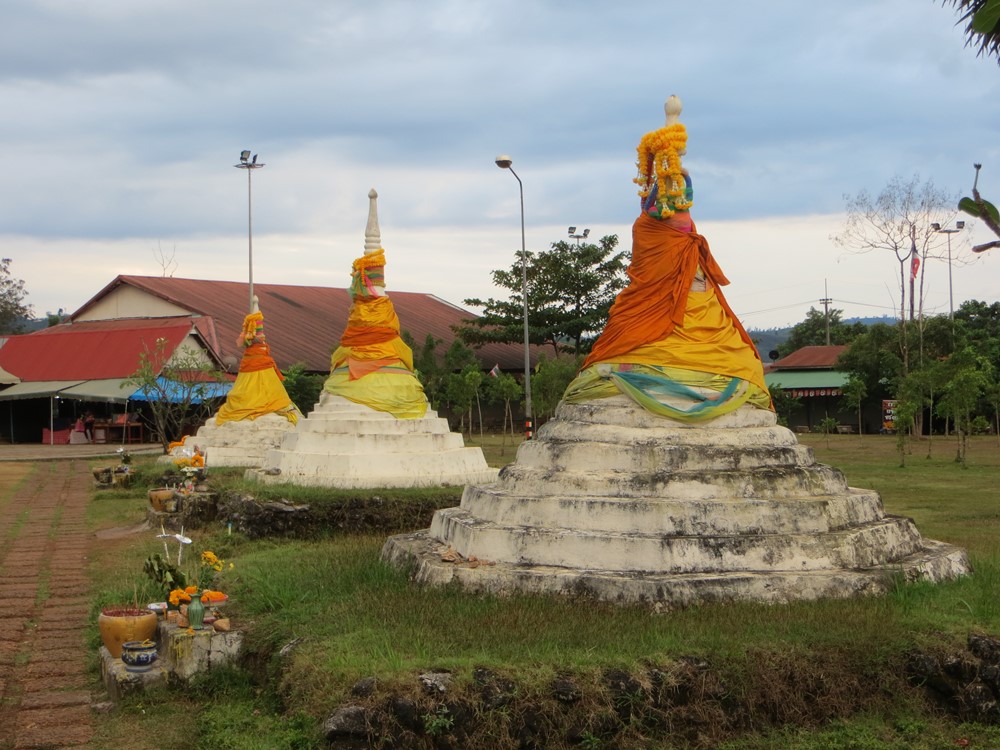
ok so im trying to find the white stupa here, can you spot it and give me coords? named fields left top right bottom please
left=249, top=189, right=497, bottom=489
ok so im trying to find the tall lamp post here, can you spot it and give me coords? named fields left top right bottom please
left=495, top=154, right=533, bottom=439
left=568, top=226, right=590, bottom=246
left=234, top=150, right=265, bottom=310
left=931, top=220, right=965, bottom=321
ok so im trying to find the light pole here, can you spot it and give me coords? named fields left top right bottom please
left=495, top=154, right=533, bottom=439
left=931, top=220, right=965, bottom=321
left=568, top=226, right=590, bottom=246
left=234, top=150, right=265, bottom=311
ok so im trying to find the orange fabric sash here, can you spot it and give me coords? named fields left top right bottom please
left=239, top=343, right=284, bottom=380
left=582, top=213, right=754, bottom=369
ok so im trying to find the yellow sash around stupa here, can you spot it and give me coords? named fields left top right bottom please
left=323, top=249, right=428, bottom=419
left=564, top=99, right=771, bottom=422
left=215, top=311, right=299, bottom=426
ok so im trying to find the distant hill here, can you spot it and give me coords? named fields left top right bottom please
left=747, top=315, right=896, bottom=362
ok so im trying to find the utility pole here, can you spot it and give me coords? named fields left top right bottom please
left=820, top=280, right=832, bottom=346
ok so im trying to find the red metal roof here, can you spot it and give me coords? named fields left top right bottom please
left=0, top=318, right=197, bottom=380
left=771, top=345, right=849, bottom=370
left=73, top=276, right=537, bottom=373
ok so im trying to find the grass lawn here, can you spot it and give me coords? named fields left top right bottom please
left=85, top=433, right=1000, bottom=749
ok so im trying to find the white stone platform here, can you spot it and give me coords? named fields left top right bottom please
left=184, top=411, right=298, bottom=468
left=382, top=396, right=971, bottom=608
left=249, top=393, right=498, bottom=489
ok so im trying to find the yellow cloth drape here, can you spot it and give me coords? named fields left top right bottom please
left=322, top=255, right=428, bottom=419
left=215, top=332, right=299, bottom=425
left=571, top=212, right=772, bottom=414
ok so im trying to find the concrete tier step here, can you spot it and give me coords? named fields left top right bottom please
left=275, top=430, right=468, bottom=454
left=458, top=485, right=886, bottom=535
left=382, top=531, right=971, bottom=609
left=493, top=462, right=851, bottom=500
left=429, top=507, right=926, bottom=573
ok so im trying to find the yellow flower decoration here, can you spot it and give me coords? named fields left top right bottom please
left=634, top=123, right=692, bottom=217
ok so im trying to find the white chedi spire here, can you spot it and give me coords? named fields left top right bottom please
left=664, top=94, right=682, bottom=126
left=364, top=188, right=381, bottom=256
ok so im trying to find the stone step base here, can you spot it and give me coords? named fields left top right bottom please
left=382, top=531, right=971, bottom=609
left=458, top=485, right=886, bottom=536
left=250, top=464, right=499, bottom=489
left=430, top=507, right=926, bottom=573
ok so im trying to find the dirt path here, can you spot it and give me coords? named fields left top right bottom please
left=0, top=460, right=95, bottom=749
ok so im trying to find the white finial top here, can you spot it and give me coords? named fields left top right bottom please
left=664, top=95, right=682, bottom=126
left=364, top=188, right=381, bottom=256
left=251, top=295, right=259, bottom=314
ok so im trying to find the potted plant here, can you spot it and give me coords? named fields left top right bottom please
left=98, top=605, right=158, bottom=658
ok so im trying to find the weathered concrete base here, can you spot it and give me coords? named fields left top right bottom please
left=249, top=393, right=498, bottom=489
left=383, top=396, right=972, bottom=608
left=99, top=645, right=168, bottom=703
left=158, top=412, right=298, bottom=468
left=99, top=620, right=243, bottom=702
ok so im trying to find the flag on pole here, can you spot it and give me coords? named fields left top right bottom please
left=489, top=363, right=500, bottom=378
left=910, top=239, right=920, bottom=280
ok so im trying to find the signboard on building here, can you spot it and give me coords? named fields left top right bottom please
left=882, top=399, right=897, bottom=432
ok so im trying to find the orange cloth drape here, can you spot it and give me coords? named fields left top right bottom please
left=238, top=342, right=284, bottom=378
left=582, top=213, right=756, bottom=370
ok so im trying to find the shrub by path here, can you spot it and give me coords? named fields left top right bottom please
left=0, top=460, right=94, bottom=749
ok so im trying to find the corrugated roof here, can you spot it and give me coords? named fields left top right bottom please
left=73, top=276, right=537, bottom=372
left=765, top=370, right=849, bottom=389
left=771, top=345, right=848, bottom=370
left=0, top=319, right=196, bottom=381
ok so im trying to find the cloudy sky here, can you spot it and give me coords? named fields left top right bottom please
left=3, top=0, right=999, bottom=330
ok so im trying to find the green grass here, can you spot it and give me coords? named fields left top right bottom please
left=86, top=435, right=1000, bottom=749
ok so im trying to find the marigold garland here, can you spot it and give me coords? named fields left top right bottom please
left=634, top=123, right=693, bottom=217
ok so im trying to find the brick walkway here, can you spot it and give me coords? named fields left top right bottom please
left=0, top=460, right=95, bottom=749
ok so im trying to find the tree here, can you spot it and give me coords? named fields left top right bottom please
left=776, top=307, right=867, bottom=357
left=281, top=363, right=324, bottom=415
left=530, top=354, right=580, bottom=425
left=123, top=339, right=228, bottom=453
left=0, top=258, right=33, bottom=334
left=484, top=371, right=523, bottom=448
left=458, top=235, right=627, bottom=356
left=832, top=175, right=959, bottom=372
left=841, top=376, right=867, bottom=439
left=945, top=0, right=1000, bottom=65
left=835, top=323, right=902, bottom=406
left=935, top=347, right=994, bottom=466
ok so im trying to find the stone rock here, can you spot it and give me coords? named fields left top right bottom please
left=383, top=396, right=971, bottom=608
left=969, top=633, right=1000, bottom=665
left=351, top=676, right=377, bottom=697
left=550, top=678, right=582, bottom=704
left=323, top=704, right=369, bottom=740
left=419, top=671, right=452, bottom=694
left=388, top=696, right=421, bottom=731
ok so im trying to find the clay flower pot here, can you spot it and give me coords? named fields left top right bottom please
left=147, top=488, right=174, bottom=512
left=98, top=607, right=158, bottom=658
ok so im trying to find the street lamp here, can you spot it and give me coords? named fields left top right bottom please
left=495, top=154, right=533, bottom=439
left=234, top=150, right=265, bottom=311
left=568, top=226, right=590, bottom=246
left=930, top=220, right=965, bottom=321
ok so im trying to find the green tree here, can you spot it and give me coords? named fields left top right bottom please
left=767, top=384, right=802, bottom=428
left=935, top=347, right=994, bottom=466
left=458, top=235, right=626, bottom=356
left=776, top=307, right=867, bottom=357
left=484, top=371, right=523, bottom=447
left=281, top=363, right=324, bottom=415
left=945, top=0, right=1000, bottom=65
left=444, top=364, right=482, bottom=437
left=835, top=322, right=902, bottom=406
left=841, top=376, right=867, bottom=439
left=404, top=332, right=446, bottom=409
left=123, top=339, right=228, bottom=453
left=0, top=258, right=32, bottom=334
left=530, top=354, right=580, bottom=425
left=833, top=175, right=958, bottom=374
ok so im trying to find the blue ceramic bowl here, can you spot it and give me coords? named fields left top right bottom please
left=120, top=639, right=158, bottom=672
